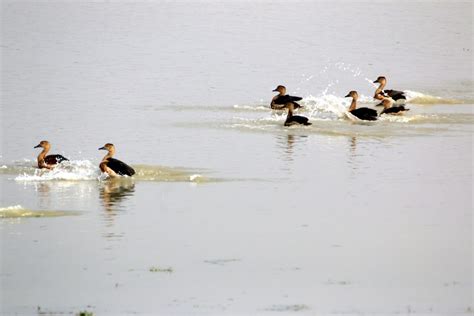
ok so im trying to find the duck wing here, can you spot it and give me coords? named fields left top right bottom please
left=274, top=95, right=303, bottom=104
left=350, top=108, right=378, bottom=121
left=380, top=106, right=409, bottom=115
left=285, top=115, right=311, bottom=126
left=383, top=89, right=406, bottom=101
left=44, top=154, right=69, bottom=164
left=107, top=158, right=136, bottom=176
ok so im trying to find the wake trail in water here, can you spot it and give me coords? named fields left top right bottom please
left=232, top=90, right=469, bottom=113
left=404, top=90, right=470, bottom=105
left=0, top=160, right=208, bottom=183
left=223, top=90, right=473, bottom=136
left=0, top=205, right=81, bottom=218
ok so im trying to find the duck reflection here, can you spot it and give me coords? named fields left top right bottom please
left=276, top=133, right=308, bottom=164
left=99, top=178, right=135, bottom=225
left=35, top=181, right=51, bottom=198
left=31, top=181, right=93, bottom=210
left=347, top=136, right=360, bottom=175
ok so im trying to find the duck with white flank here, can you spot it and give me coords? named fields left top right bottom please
left=98, top=143, right=135, bottom=177
left=284, top=103, right=311, bottom=126
left=34, top=140, right=69, bottom=169
left=271, top=85, right=303, bottom=110
left=373, top=76, right=406, bottom=103
left=344, top=91, right=378, bottom=121
left=379, top=99, right=410, bottom=116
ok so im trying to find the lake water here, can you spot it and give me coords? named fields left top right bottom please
left=1, top=1, right=473, bottom=315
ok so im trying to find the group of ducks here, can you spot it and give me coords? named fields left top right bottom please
left=34, top=140, right=135, bottom=177
left=32, top=76, right=408, bottom=177
left=271, top=76, right=409, bottom=125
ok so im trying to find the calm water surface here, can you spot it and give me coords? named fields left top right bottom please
left=1, top=1, right=473, bottom=315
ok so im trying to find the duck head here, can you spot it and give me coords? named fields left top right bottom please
left=34, top=140, right=50, bottom=149
left=272, top=85, right=286, bottom=95
left=373, top=76, right=387, bottom=84
left=98, top=143, right=115, bottom=152
left=344, top=91, right=358, bottom=99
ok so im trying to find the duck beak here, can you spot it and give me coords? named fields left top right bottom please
left=98, top=146, right=106, bottom=150
left=272, top=88, right=278, bottom=92
left=344, top=93, right=351, bottom=97
left=34, top=144, right=41, bottom=148
left=373, top=79, right=379, bottom=83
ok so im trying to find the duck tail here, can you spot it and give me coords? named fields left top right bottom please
left=293, top=102, right=302, bottom=109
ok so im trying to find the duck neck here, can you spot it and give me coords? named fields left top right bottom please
left=102, top=149, right=114, bottom=161
left=37, top=147, right=49, bottom=163
left=349, top=98, right=357, bottom=111
left=376, top=82, right=386, bottom=94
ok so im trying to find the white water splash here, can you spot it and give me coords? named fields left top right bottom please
left=15, top=160, right=100, bottom=181
left=232, top=104, right=269, bottom=111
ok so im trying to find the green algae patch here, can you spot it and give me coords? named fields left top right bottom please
left=0, top=205, right=82, bottom=219
left=133, top=165, right=209, bottom=182
left=149, top=266, right=173, bottom=273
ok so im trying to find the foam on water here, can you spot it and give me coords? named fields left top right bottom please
left=230, top=89, right=470, bottom=115
left=404, top=90, right=469, bottom=105
left=224, top=101, right=473, bottom=137
left=14, top=160, right=99, bottom=181
left=4, top=160, right=209, bottom=183
left=227, top=89, right=473, bottom=131
left=232, top=104, right=269, bottom=111
left=0, top=205, right=81, bottom=218
left=131, top=164, right=208, bottom=182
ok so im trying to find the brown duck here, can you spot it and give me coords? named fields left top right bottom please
left=34, top=140, right=68, bottom=169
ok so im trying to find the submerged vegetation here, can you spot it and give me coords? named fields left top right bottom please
left=149, top=266, right=174, bottom=273
left=36, top=306, right=94, bottom=316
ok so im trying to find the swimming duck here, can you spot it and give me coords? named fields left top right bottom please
left=344, top=91, right=378, bottom=121
left=284, top=103, right=311, bottom=126
left=271, top=85, right=303, bottom=110
left=98, top=143, right=135, bottom=177
left=379, top=99, right=410, bottom=116
left=373, top=76, right=406, bottom=102
left=34, top=140, right=69, bottom=169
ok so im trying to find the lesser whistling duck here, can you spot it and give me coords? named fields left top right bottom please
left=373, top=76, right=406, bottom=103
left=98, top=143, right=135, bottom=177
left=284, top=102, right=311, bottom=126
left=379, top=99, right=410, bottom=116
left=344, top=91, right=378, bottom=121
left=34, top=140, right=68, bottom=169
left=271, top=85, right=303, bottom=110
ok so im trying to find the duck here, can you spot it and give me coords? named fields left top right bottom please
left=34, top=140, right=69, bottom=169
left=271, top=85, right=303, bottom=110
left=98, top=143, right=135, bottom=177
left=373, top=76, right=406, bottom=103
left=379, top=99, right=410, bottom=116
left=344, top=91, right=378, bottom=121
left=284, top=103, right=311, bottom=126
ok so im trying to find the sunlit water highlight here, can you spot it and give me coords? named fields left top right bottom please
left=1, top=1, right=472, bottom=315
